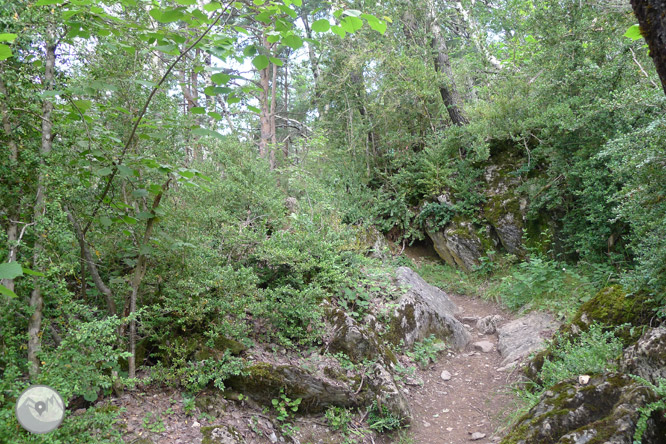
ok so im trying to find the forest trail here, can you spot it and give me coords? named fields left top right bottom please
left=402, top=291, right=520, bottom=444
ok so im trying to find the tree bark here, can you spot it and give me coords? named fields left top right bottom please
left=28, top=36, right=57, bottom=377
left=65, top=207, right=116, bottom=315
left=428, top=0, right=469, bottom=126
left=127, top=181, right=168, bottom=378
left=630, top=0, right=666, bottom=95
left=0, top=77, right=19, bottom=293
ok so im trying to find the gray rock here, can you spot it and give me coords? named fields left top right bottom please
left=470, top=432, right=486, bottom=441
left=440, top=370, right=452, bottom=381
left=388, top=267, right=471, bottom=349
left=226, top=362, right=369, bottom=413
left=473, top=341, right=495, bottom=353
left=497, top=312, right=560, bottom=367
left=476, top=315, right=504, bottom=335
left=621, top=326, right=666, bottom=385
left=500, top=373, right=666, bottom=444
left=327, top=309, right=395, bottom=365
left=427, top=222, right=484, bottom=272
left=367, top=363, right=412, bottom=424
left=201, top=425, right=246, bottom=444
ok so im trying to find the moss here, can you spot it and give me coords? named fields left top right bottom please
left=571, top=285, right=657, bottom=344
left=201, top=425, right=244, bottom=444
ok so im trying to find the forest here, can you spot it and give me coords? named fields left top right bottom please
left=1, top=0, right=666, bottom=443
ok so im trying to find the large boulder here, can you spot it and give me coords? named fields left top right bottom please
left=386, top=267, right=471, bottom=349
left=501, top=373, right=666, bottom=444
left=226, top=362, right=370, bottom=413
left=621, top=326, right=666, bottom=385
left=367, top=363, right=412, bottom=424
left=327, top=309, right=396, bottom=366
left=427, top=220, right=484, bottom=272
left=497, top=311, right=560, bottom=369
left=482, top=158, right=527, bottom=256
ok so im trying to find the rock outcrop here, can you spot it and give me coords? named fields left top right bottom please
left=501, top=373, right=666, bottom=444
left=427, top=221, right=485, bottom=272
left=226, top=362, right=369, bottom=413
left=622, top=326, right=666, bottom=385
left=497, top=311, right=560, bottom=369
left=387, top=267, right=471, bottom=349
left=327, top=308, right=396, bottom=366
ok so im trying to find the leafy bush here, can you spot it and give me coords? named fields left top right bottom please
left=367, top=401, right=403, bottom=432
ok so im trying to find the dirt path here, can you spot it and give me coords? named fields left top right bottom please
left=403, top=292, right=521, bottom=444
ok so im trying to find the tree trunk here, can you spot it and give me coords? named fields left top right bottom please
left=66, top=207, right=116, bottom=315
left=0, top=78, right=19, bottom=293
left=428, top=0, right=468, bottom=126
left=127, top=183, right=167, bottom=378
left=28, top=36, right=57, bottom=377
left=630, top=0, right=666, bottom=95
left=453, top=0, right=502, bottom=71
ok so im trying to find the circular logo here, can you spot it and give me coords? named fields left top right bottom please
left=15, top=385, right=65, bottom=434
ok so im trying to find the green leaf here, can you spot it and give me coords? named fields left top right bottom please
left=35, top=0, right=65, bottom=5
left=243, top=45, right=257, bottom=57
left=0, top=33, right=17, bottom=42
left=0, top=262, right=23, bottom=280
left=132, top=189, right=149, bottom=198
left=247, top=105, right=261, bottom=113
left=190, top=106, right=206, bottom=114
left=341, top=16, right=363, bottom=33
left=83, top=390, right=98, bottom=402
left=269, top=56, right=284, bottom=66
left=175, top=0, right=196, bottom=4
left=331, top=25, right=346, bottom=38
left=0, top=285, right=17, bottom=298
left=312, top=19, right=330, bottom=32
left=21, top=267, right=45, bottom=277
left=191, top=127, right=224, bottom=140
left=342, top=9, right=362, bottom=17
left=292, top=0, right=301, bottom=5
left=252, top=54, right=270, bottom=70
left=95, top=167, right=113, bottom=176
left=211, top=73, right=231, bottom=85
left=282, top=34, right=303, bottom=49
left=100, top=216, right=113, bottom=227
left=208, top=111, right=222, bottom=120
left=117, top=165, right=134, bottom=177
left=122, top=216, right=138, bottom=225
left=278, top=4, right=297, bottom=18
left=0, top=44, right=12, bottom=61
left=624, top=24, right=643, bottom=41
left=204, top=86, right=232, bottom=96
left=204, top=2, right=222, bottom=11
left=136, top=211, right=153, bottom=220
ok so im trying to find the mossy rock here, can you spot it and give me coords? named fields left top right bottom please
left=501, top=373, right=666, bottom=444
left=525, top=285, right=658, bottom=381
left=225, top=362, right=371, bottom=413
left=327, top=308, right=397, bottom=366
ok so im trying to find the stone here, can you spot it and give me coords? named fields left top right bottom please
left=226, top=362, right=369, bottom=413
left=621, top=326, right=666, bottom=385
left=367, top=363, right=412, bottom=424
left=578, top=375, right=590, bottom=385
left=441, top=370, right=452, bottom=381
left=201, top=425, right=245, bottom=444
left=500, top=373, right=666, bottom=444
left=473, top=341, right=495, bottom=353
left=327, top=308, right=395, bottom=365
left=497, top=312, right=560, bottom=368
left=427, top=221, right=484, bottom=272
left=387, top=267, right=471, bottom=349
left=470, top=432, right=486, bottom=440
left=476, top=315, right=504, bottom=335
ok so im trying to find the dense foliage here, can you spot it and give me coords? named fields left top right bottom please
left=1, top=0, right=666, bottom=441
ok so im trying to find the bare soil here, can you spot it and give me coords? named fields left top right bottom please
left=401, top=293, right=522, bottom=444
